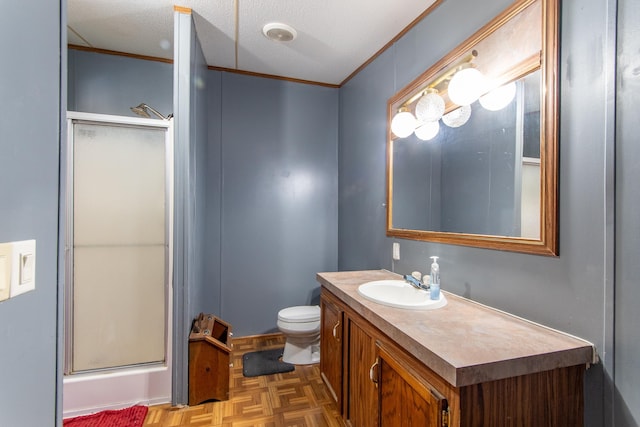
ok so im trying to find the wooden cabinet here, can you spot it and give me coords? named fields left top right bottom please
left=320, top=294, right=343, bottom=408
left=188, top=314, right=232, bottom=405
left=345, top=317, right=378, bottom=427
left=319, top=286, right=587, bottom=427
left=377, top=341, right=451, bottom=427
left=321, top=288, right=436, bottom=427
left=457, top=364, right=585, bottom=426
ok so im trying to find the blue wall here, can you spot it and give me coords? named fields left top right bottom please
left=218, top=72, right=339, bottom=335
left=68, top=49, right=173, bottom=117
left=171, top=9, right=211, bottom=403
left=0, top=1, right=61, bottom=426
left=615, top=0, right=640, bottom=423
left=204, top=70, right=223, bottom=320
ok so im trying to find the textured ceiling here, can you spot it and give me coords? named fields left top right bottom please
left=67, top=0, right=439, bottom=85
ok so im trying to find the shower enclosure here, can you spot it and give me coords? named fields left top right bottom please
left=63, top=112, right=173, bottom=417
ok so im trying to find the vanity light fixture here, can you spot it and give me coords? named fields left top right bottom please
left=447, top=65, right=486, bottom=106
left=390, top=106, right=418, bottom=138
left=415, top=89, right=445, bottom=123
left=390, top=50, right=485, bottom=139
left=441, top=104, right=472, bottom=128
left=414, top=120, right=440, bottom=141
left=479, top=81, right=517, bottom=111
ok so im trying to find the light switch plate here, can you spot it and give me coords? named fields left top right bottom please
left=0, top=243, right=11, bottom=302
left=10, top=239, right=36, bottom=298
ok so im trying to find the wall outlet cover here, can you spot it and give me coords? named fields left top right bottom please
left=10, top=239, right=36, bottom=298
left=392, top=242, right=400, bottom=261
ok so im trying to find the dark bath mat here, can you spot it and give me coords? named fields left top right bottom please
left=242, top=348, right=295, bottom=377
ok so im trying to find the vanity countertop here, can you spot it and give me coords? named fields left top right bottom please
left=317, top=269, right=595, bottom=388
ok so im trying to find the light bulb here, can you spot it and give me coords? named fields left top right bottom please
left=479, top=81, right=517, bottom=111
left=415, top=90, right=445, bottom=123
left=414, top=121, right=440, bottom=141
left=447, top=67, right=486, bottom=106
left=442, top=105, right=472, bottom=128
left=391, top=109, right=417, bottom=138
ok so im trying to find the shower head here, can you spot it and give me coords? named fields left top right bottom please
left=130, top=103, right=169, bottom=120
left=130, top=103, right=151, bottom=118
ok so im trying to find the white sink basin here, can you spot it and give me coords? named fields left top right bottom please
left=357, top=279, right=447, bottom=310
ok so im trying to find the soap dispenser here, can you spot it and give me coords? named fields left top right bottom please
left=429, top=256, right=440, bottom=300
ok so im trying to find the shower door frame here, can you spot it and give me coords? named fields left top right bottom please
left=62, top=111, right=174, bottom=417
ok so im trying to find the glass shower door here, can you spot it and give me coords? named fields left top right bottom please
left=64, top=113, right=172, bottom=417
left=71, top=120, right=167, bottom=371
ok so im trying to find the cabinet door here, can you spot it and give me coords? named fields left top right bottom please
left=347, top=317, right=379, bottom=427
left=320, top=295, right=343, bottom=408
left=377, top=343, right=448, bottom=427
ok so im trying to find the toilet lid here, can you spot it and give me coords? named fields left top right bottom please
left=278, top=305, right=320, bottom=322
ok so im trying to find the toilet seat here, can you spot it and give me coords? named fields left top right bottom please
left=278, top=305, right=320, bottom=323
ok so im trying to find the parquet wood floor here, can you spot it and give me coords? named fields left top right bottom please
left=144, top=334, right=344, bottom=426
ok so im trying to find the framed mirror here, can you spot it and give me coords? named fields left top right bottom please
left=386, top=0, right=558, bottom=256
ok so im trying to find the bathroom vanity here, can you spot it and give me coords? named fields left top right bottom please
left=318, top=270, right=595, bottom=427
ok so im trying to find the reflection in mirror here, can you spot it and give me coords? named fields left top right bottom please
left=392, top=70, right=540, bottom=238
left=386, top=0, right=558, bottom=256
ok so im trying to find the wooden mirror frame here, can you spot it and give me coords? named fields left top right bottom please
left=386, top=0, right=559, bottom=256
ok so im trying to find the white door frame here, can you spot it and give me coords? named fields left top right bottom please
left=62, top=111, right=174, bottom=418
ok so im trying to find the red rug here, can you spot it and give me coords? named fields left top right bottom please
left=63, top=405, right=148, bottom=427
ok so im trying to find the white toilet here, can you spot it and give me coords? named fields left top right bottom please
left=277, top=305, right=321, bottom=365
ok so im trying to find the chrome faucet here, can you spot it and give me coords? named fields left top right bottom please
left=403, top=274, right=430, bottom=291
